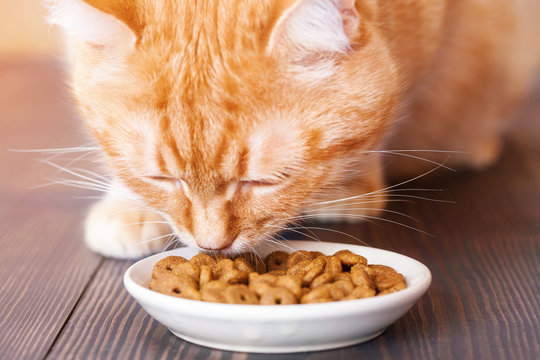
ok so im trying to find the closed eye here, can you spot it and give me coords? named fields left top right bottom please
left=240, top=180, right=280, bottom=187
left=239, top=177, right=288, bottom=193
left=147, top=175, right=177, bottom=182
left=145, top=175, right=187, bottom=191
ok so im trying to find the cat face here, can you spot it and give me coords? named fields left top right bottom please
left=50, top=0, right=399, bottom=252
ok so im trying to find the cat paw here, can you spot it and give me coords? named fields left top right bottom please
left=84, top=198, right=173, bottom=259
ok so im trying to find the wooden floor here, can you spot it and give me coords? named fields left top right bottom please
left=1, top=58, right=539, bottom=360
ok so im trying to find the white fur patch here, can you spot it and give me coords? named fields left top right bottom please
left=267, top=0, right=354, bottom=81
left=46, top=0, right=135, bottom=47
left=268, top=0, right=351, bottom=55
left=287, top=0, right=351, bottom=53
left=247, top=116, right=304, bottom=182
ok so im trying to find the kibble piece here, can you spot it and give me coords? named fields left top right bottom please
left=200, top=280, right=228, bottom=303
left=224, top=284, right=259, bottom=304
left=301, top=257, right=327, bottom=286
left=172, top=262, right=201, bottom=281
left=301, top=284, right=333, bottom=304
left=287, top=250, right=312, bottom=268
left=190, top=253, right=217, bottom=267
left=276, top=275, right=302, bottom=298
left=149, top=272, right=201, bottom=300
left=367, top=264, right=406, bottom=294
left=265, top=251, right=289, bottom=272
left=199, top=265, right=213, bottom=287
left=234, top=257, right=256, bottom=273
left=152, top=256, right=187, bottom=279
left=334, top=250, right=367, bottom=269
left=324, top=256, right=342, bottom=276
left=310, top=272, right=334, bottom=289
left=259, top=286, right=298, bottom=305
left=235, top=252, right=267, bottom=274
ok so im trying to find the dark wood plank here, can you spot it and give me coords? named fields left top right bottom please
left=0, top=58, right=104, bottom=360
left=47, top=259, right=224, bottom=360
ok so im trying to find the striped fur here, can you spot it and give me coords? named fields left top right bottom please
left=49, top=0, right=539, bottom=256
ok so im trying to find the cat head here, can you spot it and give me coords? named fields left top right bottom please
left=48, top=0, right=399, bottom=252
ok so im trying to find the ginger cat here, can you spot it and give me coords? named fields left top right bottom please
left=47, top=0, right=540, bottom=258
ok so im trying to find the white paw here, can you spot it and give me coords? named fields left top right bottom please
left=85, top=198, right=173, bottom=259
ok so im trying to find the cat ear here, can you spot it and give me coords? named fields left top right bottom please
left=46, top=0, right=139, bottom=50
left=267, top=0, right=360, bottom=55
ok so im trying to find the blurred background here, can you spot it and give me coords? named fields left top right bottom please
left=0, top=0, right=61, bottom=55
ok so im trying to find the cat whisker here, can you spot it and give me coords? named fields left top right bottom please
left=312, top=199, right=416, bottom=205
left=249, top=245, right=265, bottom=265
left=283, top=214, right=382, bottom=228
left=105, top=201, right=165, bottom=217
left=30, top=178, right=111, bottom=192
left=294, top=213, right=434, bottom=237
left=310, top=160, right=450, bottom=206
left=35, top=159, right=149, bottom=207
left=370, top=187, right=443, bottom=193
left=62, top=149, right=101, bottom=169
left=312, top=193, right=452, bottom=205
left=318, top=193, right=452, bottom=204
left=262, top=235, right=299, bottom=254
left=367, top=150, right=455, bottom=171
left=382, top=194, right=454, bottom=203
left=369, top=149, right=467, bottom=154
left=293, top=223, right=322, bottom=243
left=40, top=160, right=111, bottom=188
left=266, top=225, right=322, bottom=243
left=311, top=188, right=444, bottom=204
left=272, top=225, right=368, bottom=246
left=54, top=179, right=111, bottom=192
left=121, top=221, right=172, bottom=227
left=129, top=232, right=177, bottom=248
left=165, top=237, right=181, bottom=251
left=41, top=179, right=146, bottom=207
left=303, top=207, right=420, bottom=222
left=164, top=234, right=181, bottom=250
left=8, top=145, right=100, bottom=154
left=73, top=196, right=106, bottom=200
left=71, top=167, right=111, bottom=183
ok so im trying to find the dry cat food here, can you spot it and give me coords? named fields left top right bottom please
left=148, top=250, right=406, bottom=305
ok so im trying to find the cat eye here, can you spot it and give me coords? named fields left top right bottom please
left=147, top=175, right=176, bottom=182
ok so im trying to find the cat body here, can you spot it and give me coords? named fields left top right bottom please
left=48, top=0, right=540, bottom=257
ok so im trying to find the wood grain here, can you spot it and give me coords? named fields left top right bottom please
left=0, top=58, right=103, bottom=360
left=1, top=58, right=538, bottom=360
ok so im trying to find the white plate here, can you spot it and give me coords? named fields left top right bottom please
left=124, top=240, right=431, bottom=353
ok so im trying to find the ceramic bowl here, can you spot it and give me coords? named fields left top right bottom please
left=124, top=240, right=431, bottom=353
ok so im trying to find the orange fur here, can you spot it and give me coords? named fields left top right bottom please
left=49, top=0, right=539, bottom=255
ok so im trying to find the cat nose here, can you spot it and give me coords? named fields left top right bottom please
left=196, top=233, right=238, bottom=251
